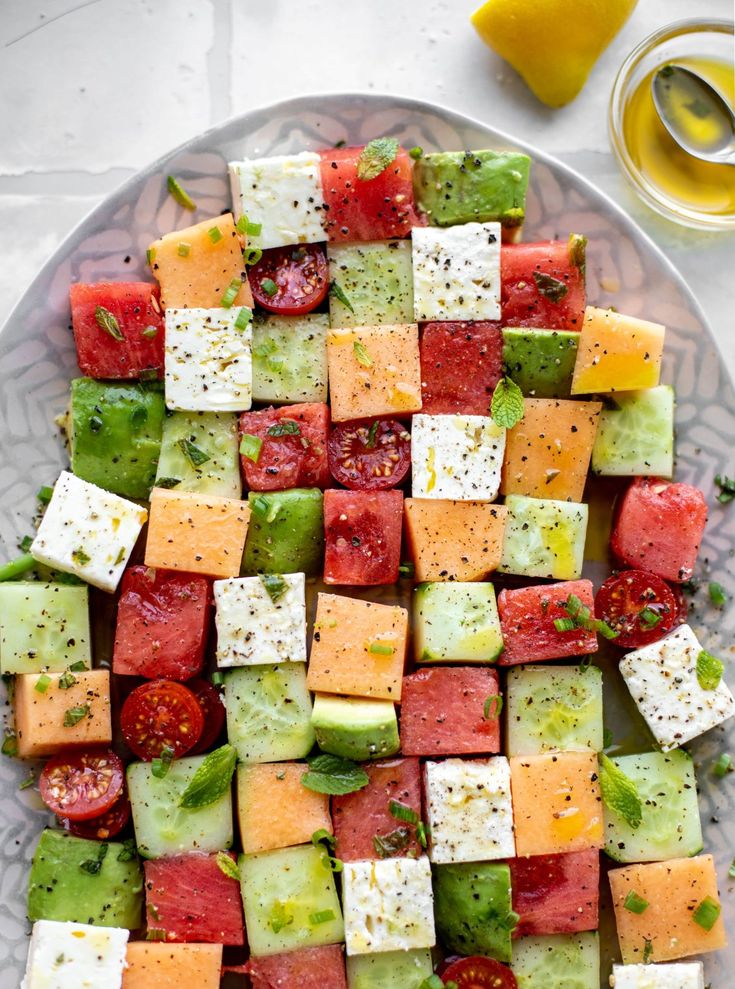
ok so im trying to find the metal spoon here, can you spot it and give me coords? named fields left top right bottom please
left=652, top=64, right=735, bottom=166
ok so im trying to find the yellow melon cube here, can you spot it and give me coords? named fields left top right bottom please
left=237, top=762, right=331, bottom=854
left=306, top=593, right=408, bottom=701
left=149, top=213, right=253, bottom=310
left=609, top=855, right=727, bottom=963
left=510, top=751, right=603, bottom=856
left=327, top=324, right=422, bottom=421
left=123, top=942, right=223, bottom=989
left=571, top=307, right=664, bottom=395
left=145, top=488, right=250, bottom=579
left=501, top=398, right=601, bottom=502
left=405, top=499, right=508, bottom=581
left=15, top=670, right=112, bottom=757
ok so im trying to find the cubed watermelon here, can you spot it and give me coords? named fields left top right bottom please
left=323, top=489, right=403, bottom=586
left=419, top=321, right=503, bottom=415
left=501, top=241, right=585, bottom=330
left=239, top=403, right=330, bottom=491
left=497, top=579, right=598, bottom=665
left=508, top=849, right=599, bottom=938
left=245, top=945, right=347, bottom=989
left=400, top=667, right=501, bottom=756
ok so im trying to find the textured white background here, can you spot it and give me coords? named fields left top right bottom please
left=0, top=0, right=733, bottom=371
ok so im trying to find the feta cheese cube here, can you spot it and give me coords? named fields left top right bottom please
left=22, top=920, right=128, bottom=989
left=620, top=624, right=735, bottom=751
left=412, top=222, right=501, bottom=322
left=30, top=471, right=147, bottom=593
left=165, top=307, right=252, bottom=412
left=228, top=153, right=327, bottom=249
left=213, top=573, right=306, bottom=667
left=611, top=962, right=704, bottom=989
left=411, top=414, right=506, bottom=501
left=342, top=856, right=435, bottom=955
left=425, top=757, right=515, bottom=864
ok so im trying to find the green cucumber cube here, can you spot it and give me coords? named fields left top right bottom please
left=225, top=663, right=314, bottom=764
left=127, top=755, right=233, bottom=859
left=413, top=149, right=531, bottom=228
left=252, top=314, right=329, bottom=404
left=328, top=241, right=413, bottom=326
left=242, top=489, right=324, bottom=575
left=311, top=694, right=399, bottom=761
left=346, top=948, right=433, bottom=988
left=27, top=828, right=143, bottom=928
left=502, top=328, right=579, bottom=398
left=155, top=410, right=241, bottom=497
left=512, top=932, right=599, bottom=989
left=0, top=582, right=90, bottom=674
left=413, top=582, right=503, bottom=663
left=591, top=386, right=674, bottom=477
left=603, top=750, right=703, bottom=863
left=506, top=665, right=603, bottom=756
left=432, top=861, right=514, bottom=961
left=499, top=495, right=588, bottom=581
left=69, top=377, right=165, bottom=499
left=239, top=844, right=344, bottom=955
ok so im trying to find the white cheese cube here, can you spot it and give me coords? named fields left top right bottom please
left=21, top=920, right=128, bottom=989
left=165, top=307, right=252, bottom=412
left=411, top=414, right=505, bottom=501
left=424, top=757, right=515, bottom=864
left=412, top=222, right=501, bottom=321
left=30, top=471, right=147, bottom=594
left=213, top=573, right=306, bottom=667
left=611, top=962, right=704, bottom=989
left=620, top=624, right=735, bottom=751
left=342, top=856, right=435, bottom=956
left=228, top=153, right=327, bottom=249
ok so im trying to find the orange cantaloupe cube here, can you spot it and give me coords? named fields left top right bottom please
left=237, top=762, right=331, bottom=854
left=122, top=942, right=223, bottom=989
left=405, top=499, right=508, bottom=581
left=145, top=488, right=250, bottom=579
left=510, top=751, right=604, bottom=856
left=327, top=324, right=422, bottom=421
left=609, top=855, right=727, bottom=963
left=571, top=306, right=664, bottom=395
left=500, top=398, right=602, bottom=502
left=15, top=670, right=112, bottom=757
left=149, top=213, right=254, bottom=310
left=306, top=593, right=408, bottom=701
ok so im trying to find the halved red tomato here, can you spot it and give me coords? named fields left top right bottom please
left=594, top=570, right=679, bottom=648
left=328, top=419, right=411, bottom=490
left=187, top=678, right=226, bottom=755
left=120, top=680, right=204, bottom=761
left=60, top=793, right=132, bottom=840
left=249, top=245, right=328, bottom=315
left=439, top=956, right=518, bottom=988
left=39, top=749, right=125, bottom=822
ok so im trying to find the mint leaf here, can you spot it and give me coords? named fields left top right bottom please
left=491, top=376, right=525, bottom=429
left=94, top=305, right=124, bottom=341
left=697, top=649, right=724, bottom=691
left=216, top=851, right=240, bottom=881
left=329, top=281, right=354, bottom=313
left=599, top=753, right=642, bottom=829
left=533, top=271, right=569, bottom=302
left=373, top=826, right=411, bottom=858
left=356, top=137, right=399, bottom=181
left=179, top=743, right=237, bottom=808
left=177, top=438, right=210, bottom=468
left=568, top=233, right=587, bottom=275
left=267, top=420, right=300, bottom=437
left=301, top=753, right=369, bottom=796
left=260, top=573, right=287, bottom=603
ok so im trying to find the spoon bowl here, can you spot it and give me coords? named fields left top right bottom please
left=652, top=63, right=735, bottom=165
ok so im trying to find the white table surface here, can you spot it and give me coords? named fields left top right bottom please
left=1, top=0, right=733, bottom=372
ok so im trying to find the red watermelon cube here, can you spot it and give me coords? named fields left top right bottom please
left=323, top=489, right=403, bottom=585
left=70, top=282, right=164, bottom=378
left=332, top=757, right=422, bottom=862
left=239, top=403, right=330, bottom=492
left=497, top=579, right=598, bottom=666
left=144, top=852, right=244, bottom=944
left=245, top=944, right=347, bottom=989
left=501, top=241, right=585, bottom=330
left=400, top=667, right=501, bottom=756
left=508, top=849, right=599, bottom=937
left=420, top=321, right=503, bottom=415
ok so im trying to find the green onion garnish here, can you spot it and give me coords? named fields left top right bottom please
left=58, top=671, right=77, bottom=690
left=389, top=800, right=420, bottom=825
left=236, top=215, right=262, bottom=237
left=167, top=175, right=196, bottom=210
left=261, top=278, right=279, bottom=297
left=309, top=909, right=335, bottom=926
left=1, top=731, right=17, bottom=757
left=207, top=225, right=223, bottom=244
left=63, top=704, right=90, bottom=727
left=34, top=674, right=51, bottom=694
left=220, top=278, right=242, bottom=308
left=0, top=553, right=35, bottom=582
left=37, top=486, right=54, bottom=504
left=623, top=891, right=649, bottom=914
left=234, top=307, right=252, bottom=331
left=483, top=695, right=503, bottom=720
left=211, top=671, right=225, bottom=687
left=554, top=617, right=576, bottom=632
left=239, top=433, right=263, bottom=463
left=709, top=582, right=728, bottom=607
left=177, top=242, right=191, bottom=257
left=638, top=606, right=661, bottom=630
left=243, top=247, right=263, bottom=266
left=713, top=752, right=732, bottom=777
left=69, top=661, right=87, bottom=672
left=398, top=561, right=415, bottom=579
left=693, top=896, right=721, bottom=931
left=368, top=642, right=395, bottom=656
left=409, top=146, right=424, bottom=159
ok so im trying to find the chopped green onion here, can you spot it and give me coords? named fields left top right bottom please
left=236, top=215, right=262, bottom=237
left=261, top=278, right=279, bottom=297
left=220, top=277, right=242, bottom=308
left=58, top=671, right=77, bottom=690
left=638, top=606, right=661, bottom=630
left=713, top=752, right=733, bottom=777
left=34, top=674, right=51, bottom=694
left=167, top=175, right=196, bottom=210
left=417, top=975, right=445, bottom=989
left=693, top=896, right=721, bottom=931
left=141, top=325, right=159, bottom=339
left=409, top=146, right=424, bottom=159
left=715, top=474, right=735, bottom=505
left=398, top=561, right=415, bottom=579
left=1, top=731, right=17, bottom=757
left=151, top=744, right=175, bottom=779
left=207, top=225, right=223, bottom=244
left=554, top=617, right=576, bottom=632
left=483, top=694, right=503, bottom=720
left=146, top=248, right=155, bottom=266
left=696, top=648, right=724, bottom=691
left=69, top=661, right=87, bottom=672
left=389, top=800, right=420, bottom=825
left=623, top=891, right=649, bottom=914
left=353, top=341, right=373, bottom=367
left=211, top=671, right=225, bottom=687
left=368, top=642, right=395, bottom=656
left=234, top=307, right=252, bottom=331
left=243, top=247, right=263, bottom=266
left=0, top=553, right=35, bottom=582
left=63, top=704, right=90, bottom=727
left=19, top=536, right=33, bottom=553
left=177, top=438, right=211, bottom=468
left=94, top=305, right=124, bottom=341
left=311, top=829, right=337, bottom=850
left=643, top=939, right=653, bottom=964
left=239, top=433, right=263, bottom=463
left=709, top=582, right=728, bottom=607
left=177, top=242, right=191, bottom=257
left=37, top=485, right=54, bottom=504
left=309, top=909, right=335, bottom=925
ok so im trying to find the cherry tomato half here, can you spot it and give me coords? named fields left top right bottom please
left=60, top=792, right=131, bottom=840
left=39, top=749, right=125, bottom=822
left=594, top=569, right=679, bottom=649
left=249, top=245, right=329, bottom=315
left=120, top=680, right=204, bottom=761
left=439, top=956, right=518, bottom=989
left=328, top=419, right=411, bottom=490
left=187, top=678, right=227, bottom=755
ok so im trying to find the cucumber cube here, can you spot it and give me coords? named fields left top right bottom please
left=155, top=410, right=241, bottom=497
left=603, top=750, right=703, bottom=863
left=311, top=694, right=399, bottom=761
left=499, top=494, right=588, bottom=581
left=591, top=386, right=674, bottom=477
left=512, top=932, right=599, bottom=989
left=225, top=663, right=314, bottom=763
left=127, top=756, right=233, bottom=859
left=413, top=582, right=503, bottom=663
left=239, top=844, right=344, bottom=956
left=242, top=489, right=324, bottom=576
left=506, top=665, right=603, bottom=756
left=328, top=241, right=413, bottom=326
left=0, top=582, right=90, bottom=674
left=502, top=328, right=579, bottom=398
left=252, top=314, right=329, bottom=404
left=432, top=861, right=514, bottom=961
left=346, top=949, right=433, bottom=988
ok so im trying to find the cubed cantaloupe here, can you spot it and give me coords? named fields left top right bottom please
left=510, top=751, right=603, bottom=856
left=122, top=942, right=223, bottom=989
left=237, top=762, right=331, bottom=854
left=149, top=213, right=253, bottom=310
left=571, top=307, right=665, bottom=395
left=15, top=670, right=111, bottom=757
left=144, top=488, right=250, bottom=579
left=500, top=398, right=601, bottom=502
left=306, top=593, right=408, bottom=701
left=327, top=324, right=422, bottom=421
left=609, top=855, right=726, bottom=963
left=404, top=499, right=508, bottom=582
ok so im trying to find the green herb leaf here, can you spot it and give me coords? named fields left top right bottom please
left=146, top=929, right=168, bottom=942
left=599, top=753, right=642, bottom=829
left=208, top=225, right=223, bottom=244
left=0, top=553, right=35, bottom=582
left=643, top=939, right=653, bottom=963
left=239, top=433, right=263, bottom=463
left=2, top=731, right=17, bottom=757
left=568, top=233, right=588, bottom=276
left=260, top=573, right=287, bottom=603
left=398, top=561, right=415, bottom=579
left=697, top=649, right=724, bottom=691
left=236, top=214, right=262, bottom=238
left=693, top=895, right=721, bottom=931
left=709, top=582, right=728, bottom=608
left=220, top=277, right=242, bottom=308
left=603, top=727, right=614, bottom=749
left=267, top=420, right=301, bottom=437
left=560, top=593, right=619, bottom=640
left=311, top=829, right=336, bottom=851
left=179, top=743, right=237, bottom=808
left=269, top=900, right=293, bottom=934
left=71, top=548, right=91, bottom=566
left=491, top=376, right=525, bottom=429
left=19, top=536, right=33, bottom=553
left=156, top=476, right=181, bottom=489
left=151, top=744, right=175, bottom=779
left=309, top=909, right=335, bottom=925
left=94, top=305, right=124, bottom=341
left=417, top=977, right=445, bottom=989
left=58, top=671, right=77, bottom=690
left=79, top=842, right=108, bottom=875
left=368, top=641, right=395, bottom=656
left=243, top=247, right=263, bottom=266
left=63, top=704, right=90, bottom=727
left=141, top=325, right=159, bottom=339
left=177, top=438, right=211, bottom=469
left=623, top=891, right=649, bottom=914
left=373, top=826, right=412, bottom=858
left=532, top=271, right=569, bottom=303
left=261, top=278, right=279, bottom=297
left=729, top=859, right=735, bottom=879
left=638, top=606, right=661, bottom=630
left=19, top=770, right=35, bottom=790
left=715, top=474, right=735, bottom=504
left=234, top=307, right=253, bottom=331
left=37, top=485, right=54, bottom=504
left=554, top=617, right=576, bottom=632
left=167, top=175, right=196, bottom=210
left=329, top=280, right=355, bottom=313
left=353, top=340, right=373, bottom=368
left=177, top=242, right=191, bottom=258
left=389, top=799, right=420, bottom=825
left=409, top=146, right=424, bottom=159
left=301, top=753, right=370, bottom=796
left=366, top=421, right=380, bottom=448
left=215, top=851, right=240, bottom=881
left=34, top=674, right=51, bottom=694
left=356, top=137, right=399, bottom=181
left=483, top=694, right=503, bottom=720
left=117, top=838, right=138, bottom=862
left=714, top=752, right=733, bottom=777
